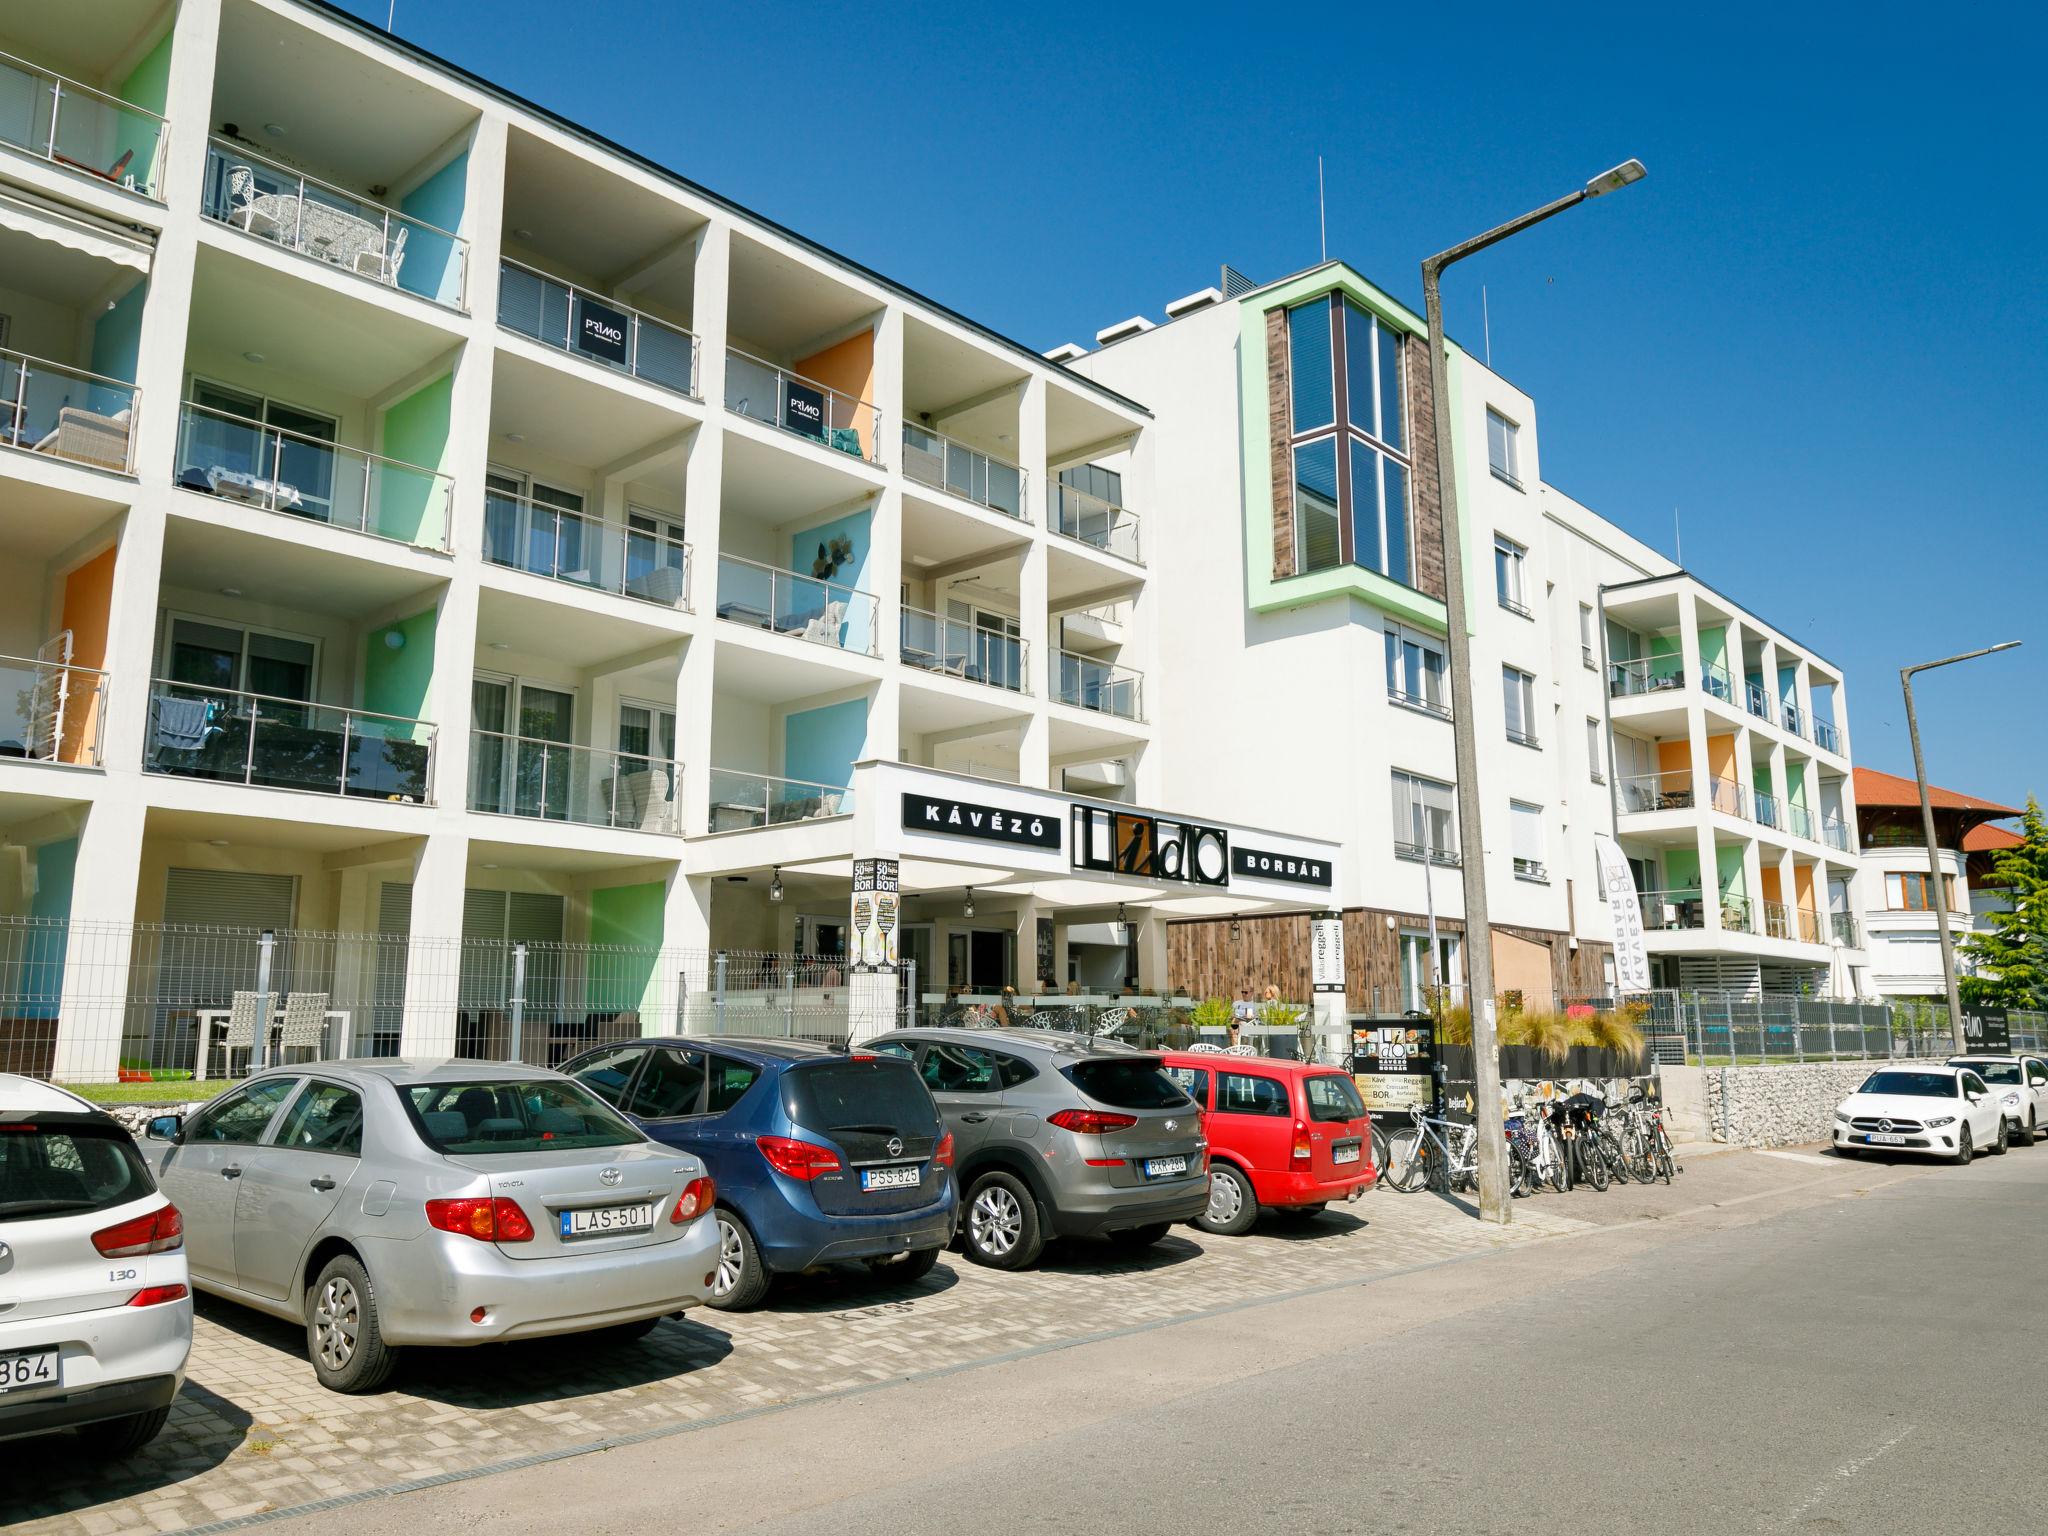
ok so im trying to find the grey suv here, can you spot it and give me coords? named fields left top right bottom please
left=869, top=1028, right=1208, bottom=1269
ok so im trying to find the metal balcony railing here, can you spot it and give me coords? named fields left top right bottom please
left=1050, top=483, right=1143, bottom=563
left=1512, top=857, right=1548, bottom=883
left=468, top=730, right=678, bottom=833
left=1782, top=700, right=1805, bottom=739
left=1615, top=770, right=1747, bottom=819
left=1395, top=840, right=1462, bottom=869
left=1053, top=649, right=1143, bottom=721
left=176, top=402, right=453, bottom=551
left=1814, top=718, right=1842, bottom=754
left=902, top=423, right=1023, bottom=518
left=1745, top=679, right=1774, bottom=724
left=714, top=554, right=879, bottom=655
left=0, top=49, right=168, bottom=197
left=706, top=768, right=851, bottom=833
left=1, top=349, right=138, bottom=472
left=145, top=681, right=435, bottom=802
left=1700, top=659, right=1735, bottom=704
left=1823, top=817, right=1853, bottom=853
left=201, top=140, right=469, bottom=309
left=1754, top=789, right=1783, bottom=830
left=1387, top=684, right=1451, bottom=719
left=725, top=349, right=876, bottom=462
left=1788, top=803, right=1816, bottom=841
left=497, top=258, right=699, bottom=396
left=1608, top=657, right=1687, bottom=698
left=0, top=654, right=107, bottom=766
left=900, top=606, right=1026, bottom=692
left=483, top=489, right=691, bottom=609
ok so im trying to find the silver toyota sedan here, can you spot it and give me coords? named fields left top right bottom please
left=146, top=1060, right=719, bottom=1392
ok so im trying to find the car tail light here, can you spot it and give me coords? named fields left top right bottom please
left=425, top=1196, right=534, bottom=1243
left=1290, top=1120, right=1313, bottom=1170
left=93, top=1203, right=184, bottom=1257
left=1084, top=1158, right=1127, bottom=1168
left=670, top=1176, right=715, bottom=1224
left=756, top=1134, right=841, bottom=1180
left=932, top=1131, right=955, bottom=1170
left=1047, top=1109, right=1139, bottom=1136
left=127, top=1284, right=188, bottom=1307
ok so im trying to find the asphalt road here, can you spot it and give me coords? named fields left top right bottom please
left=261, top=1145, right=2048, bottom=1536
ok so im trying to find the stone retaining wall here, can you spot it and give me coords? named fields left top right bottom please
left=1700, top=1062, right=1880, bottom=1147
left=104, top=1102, right=204, bottom=1136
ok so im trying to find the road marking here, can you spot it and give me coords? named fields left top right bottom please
left=1764, top=1423, right=1915, bottom=1530
left=1757, top=1149, right=1840, bottom=1167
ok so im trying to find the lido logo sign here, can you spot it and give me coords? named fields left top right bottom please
left=1073, top=806, right=1228, bottom=887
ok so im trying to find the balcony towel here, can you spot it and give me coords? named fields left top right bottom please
left=153, top=695, right=212, bottom=751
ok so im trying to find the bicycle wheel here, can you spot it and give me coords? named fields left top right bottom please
left=1509, top=1143, right=1537, bottom=1197
left=1582, top=1136, right=1610, bottom=1192
left=1600, top=1132, right=1630, bottom=1184
left=1384, top=1128, right=1428, bottom=1193
left=1626, top=1126, right=1655, bottom=1183
left=1654, top=1130, right=1675, bottom=1184
left=1370, top=1124, right=1391, bottom=1179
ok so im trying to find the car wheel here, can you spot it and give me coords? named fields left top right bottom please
left=867, top=1246, right=941, bottom=1284
left=963, top=1171, right=1043, bottom=1269
left=95, top=1405, right=171, bottom=1456
left=307, top=1253, right=397, bottom=1393
left=708, top=1208, right=772, bottom=1311
left=1194, top=1163, right=1259, bottom=1236
left=1954, top=1123, right=1973, bottom=1166
left=2025, top=1109, right=2040, bottom=1148
left=1107, top=1222, right=1173, bottom=1250
left=1993, top=1117, right=2011, bottom=1155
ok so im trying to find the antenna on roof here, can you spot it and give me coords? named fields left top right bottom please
left=1317, top=156, right=1327, bottom=262
left=1482, top=285, right=1492, bottom=367
left=387, top=0, right=396, bottom=28
left=1673, top=507, right=1682, bottom=565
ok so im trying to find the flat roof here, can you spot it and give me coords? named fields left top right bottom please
left=1601, top=568, right=1843, bottom=672
left=297, top=0, right=1151, bottom=420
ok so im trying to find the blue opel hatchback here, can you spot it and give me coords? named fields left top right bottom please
left=561, top=1038, right=955, bottom=1310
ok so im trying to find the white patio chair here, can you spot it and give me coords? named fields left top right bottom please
left=799, top=599, right=847, bottom=646
left=224, top=990, right=276, bottom=1076
left=280, top=991, right=331, bottom=1062
left=354, top=223, right=407, bottom=286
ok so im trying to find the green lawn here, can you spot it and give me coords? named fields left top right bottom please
left=61, top=1080, right=224, bottom=1106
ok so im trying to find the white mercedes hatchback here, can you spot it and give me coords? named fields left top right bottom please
left=1833, top=1065, right=2008, bottom=1164
left=0, top=1077, right=191, bottom=1453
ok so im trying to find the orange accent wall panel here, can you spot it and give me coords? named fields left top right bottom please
left=58, top=547, right=116, bottom=765
left=1705, top=732, right=1737, bottom=782
left=793, top=331, right=876, bottom=456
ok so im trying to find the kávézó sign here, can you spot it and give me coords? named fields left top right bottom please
left=572, top=294, right=631, bottom=366
left=902, top=792, right=1061, bottom=850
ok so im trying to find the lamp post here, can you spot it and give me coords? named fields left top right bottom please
left=1901, top=641, right=2021, bottom=1052
left=1422, top=159, right=1645, bottom=1225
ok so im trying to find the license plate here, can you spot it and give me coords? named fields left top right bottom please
left=0, top=1349, right=59, bottom=1393
left=861, top=1165, right=921, bottom=1192
left=560, top=1203, right=654, bottom=1238
left=1142, top=1156, right=1188, bottom=1179
left=1332, top=1143, right=1361, bottom=1165
left=1863, top=1133, right=1909, bottom=1145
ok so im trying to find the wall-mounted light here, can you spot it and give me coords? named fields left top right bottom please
left=1116, top=903, right=1128, bottom=927
left=1229, top=915, right=1242, bottom=941
left=382, top=629, right=406, bottom=650
left=769, top=867, right=784, bottom=903
left=1385, top=915, right=1397, bottom=931
left=963, top=888, right=975, bottom=919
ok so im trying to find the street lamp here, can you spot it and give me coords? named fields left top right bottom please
left=1422, top=159, right=1646, bottom=1226
left=1901, top=641, right=2022, bottom=1052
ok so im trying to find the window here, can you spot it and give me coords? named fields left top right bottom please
left=1579, top=604, right=1597, bottom=669
left=994, top=1053, right=1038, bottom=1089
left=164, top=616, right=319, bottom=704
left=1510, top=800, right=1547, bottom=882
left=1494, top=536, right=1530, bottom=617
left=1486, top=407, right=1521, bottom=489
left=1282, top=296, right=1412, bottom=582
left=921, top=1041, right=1002, bottom=1094
left=1061, top=1058, right=1190, bottom=1108
left=1503, top=667, right=1539, bottom=747
left=624, top=1046, right=708, bottom=1118
left=404, top=1079, right=640, bottom=1153
left=1305, top=1073, right=1365, bottom=1123
left=1384, top=627, right=1449, bottom=716
left=186, top=1079, right=296, bottom=1145
left=1392, top=771, right=1458, bottom=863
left=0, top=1115, right=154, bottom=1221
left=1162, top=1065, right=1211, bottom=1105
left=1884, top=872, right=1964, bottom=912
left=273, top=1082, right=364, bottom=1156
left=1215, top=1072, right=1290, bottom=1117
left=1398, top=931, right=1460, bottom=1012
left=703, top=1056, right=760, bottom=1114
left=569, top=1045, right=645, bottom=1107
left=1587, top=718, right=1605, bottom=783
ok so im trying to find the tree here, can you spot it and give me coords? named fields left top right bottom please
left=1960, top=796, right=2048, bottom=1010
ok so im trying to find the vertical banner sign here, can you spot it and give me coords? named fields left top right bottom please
left=783, top=380, right=827, bottom=440
left=1310, top=913, right=1346, bottom=994
left=1036, top=916, right=1055, bottom=987
left=571, top=293, right=631, bottom=366
left=850, top=859, right=899, bottom=972
left=1594, top=832, right=1650, bottom=993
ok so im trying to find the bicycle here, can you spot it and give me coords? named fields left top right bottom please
left=1383, top=1109, right=1479, bottom=1195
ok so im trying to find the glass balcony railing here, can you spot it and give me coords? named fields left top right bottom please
left=1754, top=789, right=1782, bottom=830
left=0, top=50, right=167, bottom=198
left=1831, top=912, right=1860, bottom=947
left=1053, top=649, right=1143, bottom=721
left=1608, top=657, right=1687, bottom=698
left=175, top=402, right=453, bottom=551
left=201, top=139, right=469, bottom=309
left=1781, top=700, right=1804, bottom=738
left=900, top=606, right=1025, bottom=691
left=714, top=554, right=878, bottom=655
left=1788, top=803, right=1816, bottom=841
left=1700, top=660, right=1735, bottom=704
left=725, top=350, right=876, bottom=461
left=1639, top=889, right=1753, bottom=934
left=901, top=423, right=1023, bottom=517
left=469, top=732, right=678, bottom=833
left=1615, top=770, right=1746, bottom=819
left=2, top=350, right=138, bottom=471
left=1050, top=483, right=1143, bottom=563
left=0, top=654, right=107, bottom=766
left=706, top=768, right=850, bottom=833
left=483, top=489, right=690, bottom=608
left=144, top=681, right=434, bottom=801
left=497, top=258, right=698, bottom=396
left=1745, top=679, right=1774, bottom=724
left=1822, top=817, right=1853, bottom=853
left=1813, top=718, right=1842, bottom=754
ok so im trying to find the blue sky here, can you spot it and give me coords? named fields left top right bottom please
left=344, top=0, right=2046, bottom=812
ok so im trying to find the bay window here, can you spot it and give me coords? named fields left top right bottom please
left=1284, top=295, right=1412, bottom=583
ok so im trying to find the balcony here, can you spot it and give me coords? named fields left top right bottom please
left=706, top=768, right=850, bottom=833
left=725, top=350, right=876, bottom=462
left=175, top=402, right=453, bottom=552
left=2, top=351, right=138, bottom=472
left=497, top=258, right=698, bottom=398
left=1616, top=770, right=1746, bottom=819
left=1640, top=889, right=1753, bottom=934
left=1788, top=804, right=1816, bottom=841
left=1701, top=660, right=1735, bottom=705
left=1513, top=856, right=1549, bottom=883
left=468, top=730, right=678, bottom=833
left=714, top=555, right=878, bottom=656
left=0, top=50, right=167, bottom=198
left=1053, top=650, right=1142, bottom=722
left=1832, top=912, right=1860, bottom=947
left=1761, top=901, right=1825, bottom=944
left=1744, top=679, right=1774, bottom=725
left=0, top=654, right=106, bottom=766
left=483, top=489, right=690, bottom=609
left=901, top=424, right=1022, bottom=519
left=1608, top=658, right=1686, bottom=699
left=144, top=682, right=434, bottom=801
left=1050, top=483, right=1143, bottom=564
left=1813, top=718, right=1842, bottom=754
left=1781, top=700, right=1805, bottom=739
left=900, top=606, right=1026, bottom=692
left=1822, top=816, right=1853, bottom=853
left=1754, top=789, right=1782, bottom=831
left=201, top=140, right=469, bottom=310
left=1395, top=840, right=1461, bottom=869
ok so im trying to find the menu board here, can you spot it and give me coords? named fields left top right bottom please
left=1351, top=1021, right=1437, bottom=1118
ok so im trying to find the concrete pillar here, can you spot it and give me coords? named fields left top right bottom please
left=1133, top=904, right=1168, bottom=993
left=51, top=801, right=149, bottom=1082
left=663, top=870, right=713, bottom=1031
left=676, top=223, right=730, bottom=841
left=398, top=829, right=468, bottom=1056
left=1017, top=374, right=1051, bottom=787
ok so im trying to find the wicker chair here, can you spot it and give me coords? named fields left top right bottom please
left=223, top=990, right=275, bottom=1076
left=279, top=991, right=331, bottom=1062
left=32, top=406, right=133, bottom=471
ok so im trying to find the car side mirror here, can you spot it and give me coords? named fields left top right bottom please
left=146, top=1114, right=184, bottom=1142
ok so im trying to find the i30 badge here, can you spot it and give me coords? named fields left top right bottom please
left=599, top=1167, right=622, bottom=1186
left=886, top=1137, right=904, bottom=1158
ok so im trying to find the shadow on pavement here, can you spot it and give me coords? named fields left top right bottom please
left=1035, top=1231, right=1205, bottom=1274
left=1251, top=1208, right=1370, bottom=1241
left=3, top=1377, right=254, bottom=1527
left=759, top=1258, right=963, bottom=1315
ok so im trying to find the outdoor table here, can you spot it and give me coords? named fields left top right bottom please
left=190, top=1007, right=352, bottom=1082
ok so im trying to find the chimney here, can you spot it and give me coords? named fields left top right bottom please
left=1165, top=287, right=1225, bottom=318
left=1042, top=342, right=1088, bottom=363
left=1094, top=315, right=1155, bottom=347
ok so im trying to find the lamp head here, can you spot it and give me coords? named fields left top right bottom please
left=1584, top=159, right=1647, bottom=198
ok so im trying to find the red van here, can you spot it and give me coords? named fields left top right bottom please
left=1159, top=1052, right=1375, bottom=1235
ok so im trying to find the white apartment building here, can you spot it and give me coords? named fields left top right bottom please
left=0, top=0, right=1343, bottom=1080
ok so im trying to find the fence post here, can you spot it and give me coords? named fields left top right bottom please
left=508, top=942, right=527, bottom=1064
left=1794, top=997, right=1804, bottom=1064
left=1827, top=999, right=1838, bottom=1062
left=714, top=950, right=727, bottom=1035
left=783, top=968, right=795, bottom=1039
left=253, top=929, right=275, bottom=1071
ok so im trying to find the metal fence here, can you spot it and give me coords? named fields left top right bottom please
left=1624, top=989, right=2026, bottom=1066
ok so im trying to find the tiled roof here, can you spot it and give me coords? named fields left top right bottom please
left=1853, top=766, right=2021, bottom=817
left=1963, top=823, right=2023, bottom=853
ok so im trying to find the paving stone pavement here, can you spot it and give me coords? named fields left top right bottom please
left=7, top=1194, right=1591, bottom=1535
